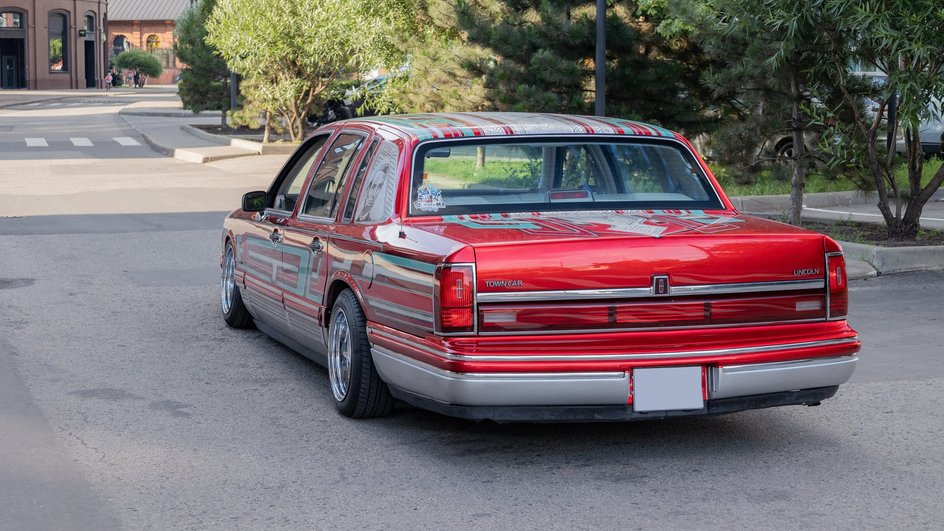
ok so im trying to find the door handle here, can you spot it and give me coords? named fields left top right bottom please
left=309, top=238, right=324, bottom=254
left=269, top=230, right=282, bottom=244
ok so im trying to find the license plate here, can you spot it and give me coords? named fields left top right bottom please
left=633, top=366, right=705, bottom=413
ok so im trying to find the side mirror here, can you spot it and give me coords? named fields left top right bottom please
left=242, top=191, right=267, bottom=212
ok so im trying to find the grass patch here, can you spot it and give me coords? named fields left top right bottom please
left=711, top=158, right=943, bottom=196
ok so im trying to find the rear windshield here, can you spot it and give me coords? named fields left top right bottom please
left=410, top=137, right=723, bottom=216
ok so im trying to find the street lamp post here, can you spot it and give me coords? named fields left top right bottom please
left=595, top=0, right=606, bottom=116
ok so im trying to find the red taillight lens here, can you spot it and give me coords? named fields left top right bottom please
left=436, top=264, right=475, bottom=333
left=827, top=253, right=848, bottom=318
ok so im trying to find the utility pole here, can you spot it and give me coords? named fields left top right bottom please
left=595, top=0, right=606, bottom=116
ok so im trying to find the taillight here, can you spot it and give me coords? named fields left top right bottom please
left=826, top=252, right=848, bottom=319
left=435, top=264, right=475, bottom=333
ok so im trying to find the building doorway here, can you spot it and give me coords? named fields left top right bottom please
left=0, top=37, right=26, bottom=89
left=84, top=40, right=95, bottom=87
left=84, top=14, right=97, bottom=88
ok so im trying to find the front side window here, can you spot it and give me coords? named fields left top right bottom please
left=48, top=12, right=68, bottom=72
left=302, top=133, right=365, bottom=219
left=411, top=138, right=721, bottom=216
left=269, top=135, right=329, bottom=213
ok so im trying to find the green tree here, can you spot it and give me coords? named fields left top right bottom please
left=175, top=0, right=230, bottom=129
left=206, top=0, right=413, bottom=142
left=384, top=0, right=490, bottom=113
left=451, top=1, right=718, bottom=134
left=113, top=49, right=164, bottom=81
left=808, top=0, right=944, bottom=240
left=673, top=0, right=835, bottom=226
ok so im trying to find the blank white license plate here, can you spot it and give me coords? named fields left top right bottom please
left=633, top=366, right=705, bottom=413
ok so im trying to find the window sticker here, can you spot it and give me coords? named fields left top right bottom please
left=414, top=184, right=445, bottom=212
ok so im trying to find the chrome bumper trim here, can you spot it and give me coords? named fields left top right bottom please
left=710, top=356, right=858, bottom=399
left=400, top=336, right=859, bottom=363
left=477, top=279, right=825, bottom=303
left=371, top=346, right=630, bottom=407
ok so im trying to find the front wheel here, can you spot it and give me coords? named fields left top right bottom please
left=328, top=290, right=394, bottom=418
left=221, top=240, right=254, bottom=329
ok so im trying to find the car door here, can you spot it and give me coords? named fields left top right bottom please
left=281, top=131, right=368, bottom=354
left=236, top=133, right=330, bottom=334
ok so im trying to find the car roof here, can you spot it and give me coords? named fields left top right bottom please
left=346, top=112, right=677, bottom=142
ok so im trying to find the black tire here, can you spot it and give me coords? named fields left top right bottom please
left=221, top=240, right=254, bottom=329
left=328, top=289, right=394, bottom=418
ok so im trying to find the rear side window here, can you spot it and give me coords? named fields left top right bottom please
left=342, top=139, right=380, bottom=222
left=354, top=140, right=400, bottom=223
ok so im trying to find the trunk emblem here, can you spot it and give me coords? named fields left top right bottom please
left=652, top=275, right=670, bottom=296
left=794, top=268, right=820, bottom=276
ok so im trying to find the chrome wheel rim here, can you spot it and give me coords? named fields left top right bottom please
left=329, top=308, right=353, bottom=401
left=221, top=245, right=236, bottom=315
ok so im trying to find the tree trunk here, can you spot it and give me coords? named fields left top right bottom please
left=476, top=146, right=486, bottom=170
left=786, top=70, right=806, bottom=226
left=263, top=110, right=271, bottom=144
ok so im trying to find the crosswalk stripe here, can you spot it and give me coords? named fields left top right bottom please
left=70, top=137, right=93, bottom=147
left=25, top=138, right=48, bottom=147
left=114, top=136, right=141, bottom=146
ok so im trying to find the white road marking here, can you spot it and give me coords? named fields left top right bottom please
left=25, top=138, right=48, bottom=147
left=114, top=137, right=141, bottom=146
left=70, top=137, right=93, bottom=147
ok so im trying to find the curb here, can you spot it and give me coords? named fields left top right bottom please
left=118, top=113, right=256, bottom=163
left=119, top=109, right=221, bottom=118
left=181, top=124, right=298, bottom=155
left=840, top=241, right=944, bottom=275
left=118, top=112, right=174, bottom=157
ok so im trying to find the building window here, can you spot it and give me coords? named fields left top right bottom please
left=0, top=12, right=24, bottom=28
left=85, top=15, right=95, bottom=33
left=48, top=12, right=68, bottom=72
left=113, top=35, right=130, bottom=56
left=146, top=35, right=160, bottom=53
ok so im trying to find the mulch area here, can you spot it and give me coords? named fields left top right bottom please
left=802, top=221, right=944, bottom=247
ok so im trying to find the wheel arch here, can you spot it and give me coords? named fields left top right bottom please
left=323, top=273, right=368, bottom=329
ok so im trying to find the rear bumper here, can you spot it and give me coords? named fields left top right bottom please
left=391, top=385, right=840, bottom=422
left=372, top=345, right=857, bottom=418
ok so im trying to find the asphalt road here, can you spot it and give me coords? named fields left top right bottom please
left=0, top=210, right=941, bottom=530
left=1, top=93, right=942, bottom=530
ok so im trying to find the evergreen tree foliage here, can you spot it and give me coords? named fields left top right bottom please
left=175, top=0, right=230, bottom=128
left=671, top=0, right=838, bottom=225
left=450, top=1, right=717, bottom=134
left=384, top=0, right=490, bottom=113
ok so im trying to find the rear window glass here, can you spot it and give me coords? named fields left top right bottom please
left=410, top=138, right=722, bottom=216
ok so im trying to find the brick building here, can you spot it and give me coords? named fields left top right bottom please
left=0, top=1, right=107, bottom=90
left=107, top=0, right=192, bottom=85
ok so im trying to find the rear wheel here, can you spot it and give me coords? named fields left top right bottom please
left=221, top=240, right=254, bottom=329
left=328, top=289, right=394, bottom=418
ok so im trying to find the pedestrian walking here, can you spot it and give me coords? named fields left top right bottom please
left=104, top=71, right=112, bottom=91
left=133, top=70, right=141, bottom=89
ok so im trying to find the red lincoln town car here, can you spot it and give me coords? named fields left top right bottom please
left=220, top=112, right=859, bottom=421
